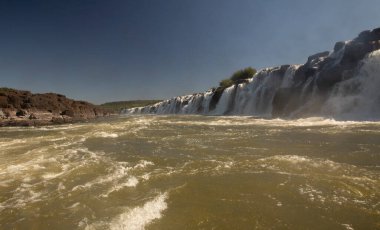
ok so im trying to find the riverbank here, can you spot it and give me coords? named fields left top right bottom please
left=0, top=88, right=113, bottom=127
left=0, top=112, right=117, bottom=127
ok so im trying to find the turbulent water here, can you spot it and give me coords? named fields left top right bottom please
left=1, top=115, right=380, bottom=229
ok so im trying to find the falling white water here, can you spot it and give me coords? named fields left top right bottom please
left=200, top=90, right=214, bottom=114
left=122, top=48, right=380, bottom=120
left=322, top=50, right=380, bottom=120
left=123, top=66, right=299, bottom=117
left=281, top=65, right=300, bottom=88
left=212, top=85, right=236, bottom=115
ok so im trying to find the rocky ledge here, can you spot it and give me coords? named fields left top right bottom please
left=0, top=88, right=112, bottom=126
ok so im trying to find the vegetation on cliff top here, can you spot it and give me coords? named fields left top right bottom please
left=218, top=67, right=256, bottom=89
left=213, top=67, right=257, bottom=98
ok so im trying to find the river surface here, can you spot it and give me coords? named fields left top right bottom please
left=0, top=115, right=379, bottom=229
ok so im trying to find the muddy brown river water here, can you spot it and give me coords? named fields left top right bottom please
left=0, top=115, right=379, bottom=229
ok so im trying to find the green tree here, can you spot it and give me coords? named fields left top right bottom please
left=218, top=67, right=257, bottom=88
left=230, top=67, right=256, bottom=82
left=219, top=79, right=234, bottom=89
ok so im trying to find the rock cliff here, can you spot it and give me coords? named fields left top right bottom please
left=0, top=88, right=110, bottom=126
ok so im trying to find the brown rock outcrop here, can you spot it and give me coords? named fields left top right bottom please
left=0, top=88, right=111, bottom=126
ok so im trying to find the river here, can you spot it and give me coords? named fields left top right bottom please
left=0, top=115, right=379, bottom=229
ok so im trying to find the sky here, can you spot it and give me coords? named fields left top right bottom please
left=0, top=0, right=380, bottom=104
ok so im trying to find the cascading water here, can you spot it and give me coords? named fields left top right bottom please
left=123, top=65, right=296, bottom=117
left=321, top=50, right=380, bottom=120
left=122, top=28, right=380, bottom=120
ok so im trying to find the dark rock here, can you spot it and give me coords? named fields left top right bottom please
left=21, top=103, right=32, bottom=109
left=273, top=27, right=380, bottom=117
left=268, top=65, right=291, bottom=79
left=294, top=51, right=329, bottom=84
left=316, top=39, right=373, bottom=91
left=149, top=106, right=156, bottom=113
left=355, top=30, right=371, bottom=42
left=355, top=28, right=380, bottom=42
left=307, top=51, right=330, bottom=64
left=60, top=109, right=75, bottom=117
left=209, top=88, right=223, bottom=111
left=16, top=109, right=27, bottom=117
left=333, top=41, right=345, bottom=52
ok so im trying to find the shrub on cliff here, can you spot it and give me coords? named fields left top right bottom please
left=230, top=67, right=257, bottom=82
left=218, top=67, right=257, bottom=88
left=219, top=79, right=234, bottom=89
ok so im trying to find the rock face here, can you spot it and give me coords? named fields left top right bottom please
left=124, top=28, right=380, bottom=120
left=273, top=28, right=380, bottom=117
left=0, top=88, right=110, bottom=126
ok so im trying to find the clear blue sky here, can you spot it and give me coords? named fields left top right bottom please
left=0, top=0, right=379, bottom=104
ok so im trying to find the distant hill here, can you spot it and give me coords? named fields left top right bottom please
left=100, top=100, right=162, bottom=113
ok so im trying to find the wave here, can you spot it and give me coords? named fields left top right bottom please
left=154, top=116, right=380, bottom=127
left=96, top=132, right=119, bottom=138
left=109, top=192, right=168, bottom=230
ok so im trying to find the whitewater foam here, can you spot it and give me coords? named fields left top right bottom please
left=158, top=116, right=380, bottom=128
left=109, top=192, right=168, bottom=230
left=97, top=132, right=119, bottom=138
left=134, top=160, right=155, bottom=169
left=102, top=176, right=140, bottom=197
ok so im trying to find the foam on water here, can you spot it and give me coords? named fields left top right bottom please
left=159, top=116, right=380, bottom=128
left=0, top=139, right=27, bottom=148
left=109, top=192, right=168, bottom=230
left=0, top=146, right=107, bottom=210
left=0, top=183, right=45, bottom=211
left=134, top=160, right=155, bottom=169
left=72, top=160, right=154, bottom=198
left=341, top=224, right=355, bottom=230
left=258, top=154, right=344, bottom=174
left=97, top=132, right=119, bottom=138
left=72, top=161, right=132, bottom=192
left=102, top=176, right=140, bottom=197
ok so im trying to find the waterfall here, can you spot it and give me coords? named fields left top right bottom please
left=212, top=85, right=236, bottom=115
left=123, top=65, right=298, bottom=117
left=321, top=50, right=380, bottom=120
left=122, top=28, right=380, bottom=120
